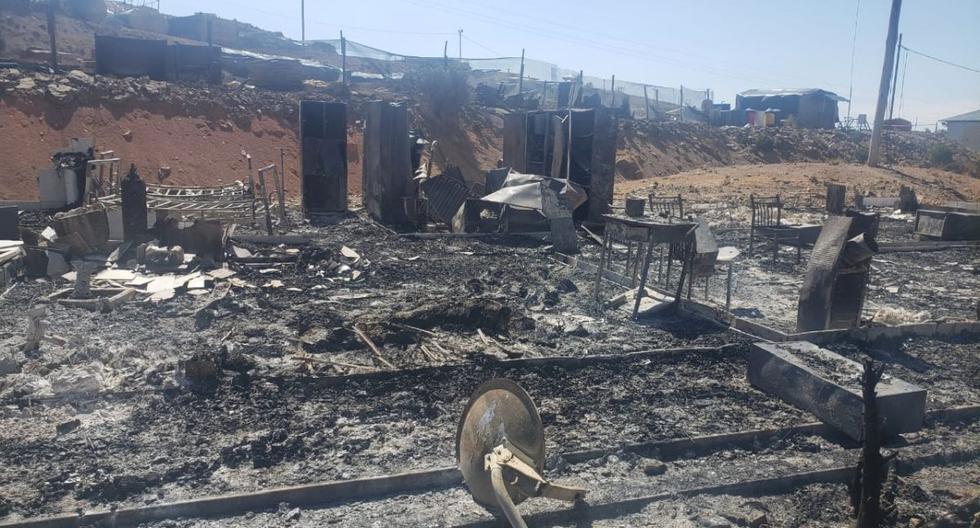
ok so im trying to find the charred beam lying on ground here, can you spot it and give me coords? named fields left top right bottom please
left=5, top=405, right=976, bottom=528
left=748, top=341, right=926, bottom=441
left=877, top=239, right=980, bottom=252
left=459, top=447, right=980, bottom=528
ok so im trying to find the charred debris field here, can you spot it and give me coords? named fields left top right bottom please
left=1, top=5, right=980, bottom=525
left=0, top=211, right=978, bottom=527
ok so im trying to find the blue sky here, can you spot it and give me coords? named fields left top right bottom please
left=164, top=0, right=979, bottom=129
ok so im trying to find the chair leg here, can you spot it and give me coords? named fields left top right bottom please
left=657, top=246, right=664, bottom=284
left=704, top=275, right=710, bottom=301
left=749, top=229, right=754, bottom=257
left=725, top=262, right=734, bottom=311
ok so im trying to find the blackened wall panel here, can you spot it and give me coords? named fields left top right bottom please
left=587, top=106, right=617, bottom=223
left=300, top=101, right=348, bottom=214
left=362, top=101, right=412, bottom=224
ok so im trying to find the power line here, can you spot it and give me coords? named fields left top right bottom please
left=462, top=34, right=502, bottom=57
left=898, top=48, right=908, bottom=116
left=198, top=0, right=457, bottom=37
left=901, top=46, right=980, bottom=74
left=404, top=0, right=803, bottom=87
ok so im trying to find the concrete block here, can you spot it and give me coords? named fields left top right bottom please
left=748, top=341, right=926, bottom=441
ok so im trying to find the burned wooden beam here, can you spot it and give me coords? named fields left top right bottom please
left=747, top=341, right=926, bottom=441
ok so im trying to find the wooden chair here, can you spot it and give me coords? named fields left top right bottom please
left=749, top=194, right=783, bottom=259
left=648, top=194, right=684, bottom=222
left=648, top=195, right=686, bottom=284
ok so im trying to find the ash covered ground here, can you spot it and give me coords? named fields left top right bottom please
left=0, top=210, right=977, bottom=527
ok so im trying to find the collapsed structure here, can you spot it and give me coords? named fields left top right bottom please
left=0, top=3, right=979, bottom=527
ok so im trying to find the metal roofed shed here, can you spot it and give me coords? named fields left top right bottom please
left=941, top=109, right=980, bottom=151
left=736, top=88, right=847, bottom=129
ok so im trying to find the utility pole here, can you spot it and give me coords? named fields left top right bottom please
left=457, top=29, right=463, bottom=59
left=46, top=0, right=58, bottom=69
left=517, top=48, right=525, bottom=95
left=643, top=85, right=650, bottom=119
left=609, top=75, right=616, bottom=107
left=301, top=0, right=305, bottom=45
left=868, top=0, right=902, bottom=167
left=679, top=85, right=684, bottom=122
left=888, top=33, right=903, bottom=120
left=340, top=31, right=347, bottom=86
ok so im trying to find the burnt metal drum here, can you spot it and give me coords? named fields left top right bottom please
left=456, top=378, right=545, bottom=513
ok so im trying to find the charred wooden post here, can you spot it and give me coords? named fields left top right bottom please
left=120, top=164, right=147, bottom=243
left=541, top=184, right=577, bottom=254
left=22, top=307, right=48, bottom=353
left=854, top=359, right=886, bottom=528
left=72, top=261, right=95, bottom=299
left=827, top=183, right=846, bottom=214
left=46, top=0, right=58, bottom=69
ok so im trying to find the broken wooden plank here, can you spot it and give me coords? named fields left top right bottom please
left=352, top=325, right=396, bottom=370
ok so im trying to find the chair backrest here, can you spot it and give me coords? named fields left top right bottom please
left=750, top=194, right=782, bottom=228
left=648, top=194, right=684, bottom=221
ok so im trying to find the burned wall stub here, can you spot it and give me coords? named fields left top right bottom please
left=300, top=101, right=348, bottom=215
left=362, top=101, right=412, bottom=225
left=588, top=106, right=617, bottom=224
left=121, top=165, right=147, bottom=243
left=500, top=108, right=617, bottom=223
left=797, top=216, right=875, bottom=332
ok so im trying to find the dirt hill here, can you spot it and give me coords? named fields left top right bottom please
left=617, top=162, right=980, bottom=207
left=614, top=120, right=980, bottom=182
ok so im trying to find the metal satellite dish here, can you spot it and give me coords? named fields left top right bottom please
left=456, top=379, right=586, bottom=528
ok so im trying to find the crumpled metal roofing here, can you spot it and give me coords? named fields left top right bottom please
left=480, top=171, right=587, bottom=214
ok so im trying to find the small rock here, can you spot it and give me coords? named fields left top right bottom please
left=0, top=355, right=22, bottom=376
left=218, top=120, right=234, bottom=132
left=47, top=83, right=74, bottom=101
left=56, top=418, right=81, bottom=435
left=194, top=308, right=215, bottom=331
left=67, top=70, right=94, bottom=85
left=284, top=507, right=301, bottom=521
left=642, top=458, right=667, bottom=476
left=747, top=511, right=768, bottom=528
left=542, top=290, right=560, bottom=306
left=695, top=514, right=732, bottom=528
left=181, top=353, right=219, bottom=387
left=122, top=129, right=133, bottom=141
left=555, top=278, right=578, bottom=293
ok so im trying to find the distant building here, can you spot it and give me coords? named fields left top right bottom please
left=941, top=109, right=980, bottom=151
left=882, top=118, right=913, bottom=132
left=735, top=88, right=847, bottom=129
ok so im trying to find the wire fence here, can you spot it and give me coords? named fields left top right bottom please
left=317, top=38, right=709, bottom=109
